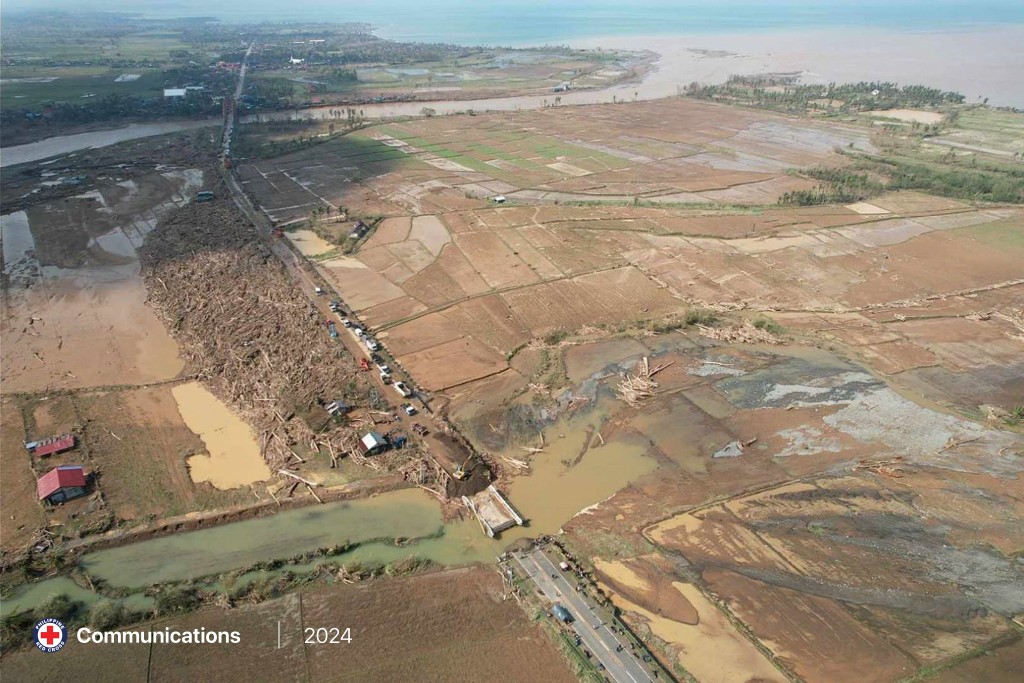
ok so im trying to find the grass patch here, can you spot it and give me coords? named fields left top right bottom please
left=753, top=316, right=784, bottom=335
left=951, top=220, right=1024, bottom=251
left=684, top=308, right=718, bottom=326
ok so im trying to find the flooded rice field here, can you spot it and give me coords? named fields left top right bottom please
left=172, top=381, right=271, bottom=489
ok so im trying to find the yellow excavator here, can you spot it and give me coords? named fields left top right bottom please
left=453, top=456, right=473, bottom=480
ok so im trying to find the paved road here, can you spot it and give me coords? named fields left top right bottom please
left=513, top=549, right=657, bottom=683
left=219, top=41, right=427, bottom=442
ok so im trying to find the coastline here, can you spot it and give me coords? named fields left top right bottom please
left=563, top=25, right=1024, bottom=107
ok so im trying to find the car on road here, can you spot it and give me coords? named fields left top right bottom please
left=194, top=191, right=215, bottom=202
left=314, top=286, right=324, bottom=296
left=365, top=338, right=380, bottom=352
left=353, top=327, right=366, bottom=338
left=393, top=381, right=412, bottom=397
left=379, top=370, right=392, bottom=383
left=552, top=604, right=574, bottom=623
left=329, top=300, right=343, bottom=313
left=376, top=361, right=391, bottom=374
left=340, top=318, right=353, bottom=328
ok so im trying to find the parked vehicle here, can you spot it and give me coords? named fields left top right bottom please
left=353, top=327, right=366, bottom=338
left=327, top=322, right=338, bottom=339
left=402, top=404, right=416, bottom=416
left=379, top=370, right=392, bottom=383
left=314, top=286, right=324, bottom=296
left=365, top=338, right=380, bottom=352
left=552, top=604, right=574, bottom=623
left=194, top=191, right=215, bottom=202
left=393, top=381, right=412, bottom=397
left=340, top=318, right=353, bottom=328
left=376, top=361, right=391, bottom=374
left=329, top=300, right=343, bottom=313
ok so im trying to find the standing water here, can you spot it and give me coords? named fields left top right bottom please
left=173, top=381, right=271, bottom=489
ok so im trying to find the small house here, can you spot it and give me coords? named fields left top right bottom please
left=163, top=88, right=187, bottom=98
left=325, top=399, right=351, bottom=417
left=25, top=433, right=75, bottom=458
left=360, top=432, right=388, bottom=456
left=37, top=465, right=87, bottom=504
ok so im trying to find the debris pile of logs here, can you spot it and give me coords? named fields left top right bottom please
left=139, top=200, right=371, bottom=471
left=616, top=357, right=673, bottom=407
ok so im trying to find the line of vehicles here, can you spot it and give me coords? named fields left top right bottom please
left=325, top=297, right=412, bottom=398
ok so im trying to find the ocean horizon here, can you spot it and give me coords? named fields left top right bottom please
left=5, top=0, right=1024, bottom=46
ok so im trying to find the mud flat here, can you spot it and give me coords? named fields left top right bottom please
left=1, top=170, right=203, bottom=393
left=173, top=381, right=271, bottom=490
left=284, top=228, right=335, bottom=256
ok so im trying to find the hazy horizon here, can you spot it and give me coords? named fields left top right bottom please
left=3, top=0, right=1024, bottom=45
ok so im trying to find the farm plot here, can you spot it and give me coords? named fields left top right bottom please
left=2, top=567, right=576, bottom=682
left=241, top=98, right=876, bottom=223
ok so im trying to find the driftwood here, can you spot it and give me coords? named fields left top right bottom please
left=278, top=469, right=320, bottom=487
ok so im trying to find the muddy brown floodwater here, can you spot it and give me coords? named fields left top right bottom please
left=1, top=170, right=202, bottom=393
left=172, top=381, right=271, bottom=489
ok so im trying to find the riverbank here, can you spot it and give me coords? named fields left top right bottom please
left=0, top=119, right=218, bottom=167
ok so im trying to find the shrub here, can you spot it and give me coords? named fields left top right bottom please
left=753, top=317, right=784, bottom=334
left=684, top=309, right=718, bottom=326
left=34, top=595, right=80, bottom=624
left=155, top=586, right=201, bottom=615
left=543, top=329, right=570, bottom=345
left=89, top=600, right=128, bottom=631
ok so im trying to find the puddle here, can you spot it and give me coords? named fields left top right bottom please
left=0, top=211, right=40, bottom=285
left=172, top=382, right=271, bottom=489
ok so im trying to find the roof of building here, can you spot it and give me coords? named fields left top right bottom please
left=361, top=432, right=386, bottom=452
left=27, top=433, right=75, bottom=457
left=37, top=465, right=87, bottom=500
left=163, top=88, right=187, bottom=97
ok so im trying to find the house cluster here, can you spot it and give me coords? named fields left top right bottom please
left=24, top=434, right=89, bottom=505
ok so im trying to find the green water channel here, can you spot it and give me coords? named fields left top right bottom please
left=5, top=387, right=659, bottom=616
left=80, top=488, right=495, bottom=588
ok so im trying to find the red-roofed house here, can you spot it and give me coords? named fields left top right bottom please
left=26, top=433, right=76, bottom=457
left=37, top=466, right=88, bottom=504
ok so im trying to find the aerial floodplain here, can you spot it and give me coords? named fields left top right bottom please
left=2, top=4, right=1023, bottom=683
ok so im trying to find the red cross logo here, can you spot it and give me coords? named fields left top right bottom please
left=34, top=619, right=66, bottom=652
left=39, top=625, right=61, bottom=646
